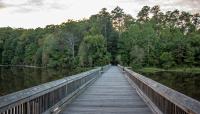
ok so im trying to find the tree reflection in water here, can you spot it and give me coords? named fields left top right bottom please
left=0, top=66, right=89, bottom=96
left=140, top=71, right=200, bottom=101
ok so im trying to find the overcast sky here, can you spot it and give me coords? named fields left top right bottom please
left=0, top=0, right=199, bottom=28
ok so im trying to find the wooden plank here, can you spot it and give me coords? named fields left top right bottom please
left=60, top=66, right=152, bottom=114
left=61, top=107, right=151, bottom=114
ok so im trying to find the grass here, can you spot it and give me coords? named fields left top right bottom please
left=167, top=67, right=200, bottom=73
left=136, top=67, right=165, bottom=73
left=137, top=67, right=200, bottom=73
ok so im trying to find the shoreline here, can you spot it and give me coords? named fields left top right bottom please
left=136, top=67, right=200, bottom=73
left=0, top=65, right=45, bottom=68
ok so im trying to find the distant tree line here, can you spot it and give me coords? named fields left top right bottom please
left=0, top=6, right=200, bottom=69
left=117, top=6, right=200, bottom=69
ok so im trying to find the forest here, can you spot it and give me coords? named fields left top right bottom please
left=0, top=6, right=200, bottom=70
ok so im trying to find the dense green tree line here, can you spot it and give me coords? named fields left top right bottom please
left=0, top=6, right=200, bottom=69
left=118, top=6, right=200, bottom=69
left=0, top=8, right=116, bottom=68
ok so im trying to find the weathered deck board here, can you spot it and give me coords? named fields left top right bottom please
left=60, top=66, right=152, bottom=114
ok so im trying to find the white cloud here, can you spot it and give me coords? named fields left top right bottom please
left=0, top=0, right=199, bottom=28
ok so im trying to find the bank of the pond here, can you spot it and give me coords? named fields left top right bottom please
left=0, top=65, right=93, bottom=72
left=0, top=65, right=45, bottom=68
left=137, top=67, right=200, bottom=73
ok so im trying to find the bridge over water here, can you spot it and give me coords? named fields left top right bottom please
left=0, top=65, right=200, bottom=114
left=60, top=66, right=151, bottom=114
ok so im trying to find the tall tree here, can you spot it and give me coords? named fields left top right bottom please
left=111, top=6, right=125, bottom=33
left=192, top=13, right=200, bottom=31
left=137, top=6, right=150, bottom=23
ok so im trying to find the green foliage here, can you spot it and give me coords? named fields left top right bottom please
left=78, top=35, right=110, bottom=67
left=160, top=52, right=174, bottom=69
left=130, top=45, right=145, bottom=69
left=118, top=6, right=200, bottom=69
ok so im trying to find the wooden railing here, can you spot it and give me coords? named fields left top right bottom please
left=118, top=65, right=200, bottom=114
left=0, top=65, right=110, bottom=114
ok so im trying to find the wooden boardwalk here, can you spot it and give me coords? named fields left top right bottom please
left=60, top=66, right=152, bottom=114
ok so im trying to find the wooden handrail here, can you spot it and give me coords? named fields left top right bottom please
left=118, top=65, right=200, bottom=114
left=0, top=65, right=110, bottom=114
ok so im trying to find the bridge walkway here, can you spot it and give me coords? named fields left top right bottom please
left=60, top=66, right=152, bottom=114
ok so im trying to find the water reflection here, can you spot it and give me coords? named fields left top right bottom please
left=140, top=71, right=200, bottom=101
left=0, top=67, right=85, bottom=96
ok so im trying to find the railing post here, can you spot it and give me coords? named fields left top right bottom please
left=27, top=102, right=30, bottom=114
left=100, top=67, right=103, bottom=75
left=101, top=67, right=103, bottom=74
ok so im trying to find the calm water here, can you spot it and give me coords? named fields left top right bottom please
left=139, top=71, right=200, bottom=101
left=0, top=66, right=88, bottom=96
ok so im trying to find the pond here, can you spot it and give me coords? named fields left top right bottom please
left=139, top=71, right=200, bottom=101
left=0, top=66, right=89, bottom=96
